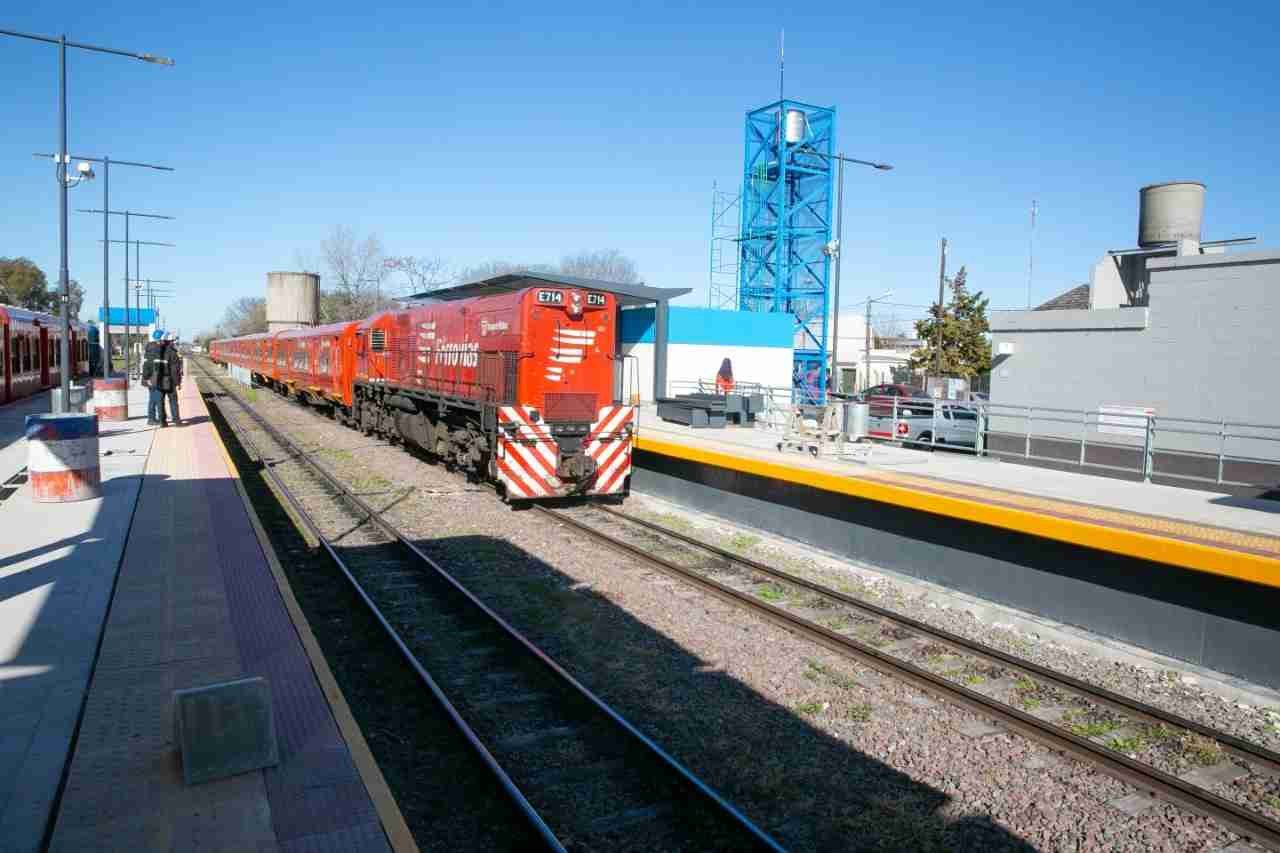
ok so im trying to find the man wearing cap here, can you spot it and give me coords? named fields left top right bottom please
left=161, top=331, right=183, bottom=426
left=142, top=329, right=169, bottom=426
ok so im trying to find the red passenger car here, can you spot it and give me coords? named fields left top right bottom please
left=1, top=305, right=90, bottom=405
left=212, top=284, right=634, bottom=501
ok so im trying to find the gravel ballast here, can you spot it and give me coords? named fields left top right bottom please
left=200, top=363, right=1277, bottom=852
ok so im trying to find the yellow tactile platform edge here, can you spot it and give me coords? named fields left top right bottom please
left=635, top=435, right=1280, bottom=590
left=204, top=380, right=420, bottom=853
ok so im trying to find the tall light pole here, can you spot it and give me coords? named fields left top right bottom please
left=862, top=290, right=893, bottom=393
left=87, top=216, right=174, bottom=377
left=39, top=154, right=174, bottom=378
left=799, top=147, right=894, bottom=393
left=2, top=28, right=173, bottom=401
left=935, top=237, right=948, bottom=380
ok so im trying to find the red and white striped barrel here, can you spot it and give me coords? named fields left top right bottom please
left=25, top=414, right=102, bottom=503
left=93, top=376, right=129, bottom=421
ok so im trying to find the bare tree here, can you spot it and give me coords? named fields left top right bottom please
left=454, top=260, right=553, bottom=282
left=321, top=225, right=389, bottom=320
left=217, top=297, right=267, bottom=337
left=385, top=255, right=450, bottom=297
left=559, top=249, right=640, bottom=284
left=292, top=249, right=320, bottom=275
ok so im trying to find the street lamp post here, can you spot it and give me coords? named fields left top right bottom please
left=41, top=154, right=175, bottom=379
left=86, top=216, right=174, bottom=377
left=862, top=290, right=894, bottom=393
left=798, top=147, right=894, bottom=394
left=1, top=27, right=173, bottom=401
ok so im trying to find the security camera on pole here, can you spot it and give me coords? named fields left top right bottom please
left=1, top=26, right=173, bottom=405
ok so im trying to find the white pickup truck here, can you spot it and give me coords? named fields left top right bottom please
left=867, top=400, right=980, bottom=449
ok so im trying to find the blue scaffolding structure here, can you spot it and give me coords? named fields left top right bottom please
left=737, top=99, right=836, bottom=404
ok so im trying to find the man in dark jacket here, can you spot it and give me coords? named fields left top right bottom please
left=142, top=329, right=168, bottom=426
left=161, top=331, right=183, bottom=426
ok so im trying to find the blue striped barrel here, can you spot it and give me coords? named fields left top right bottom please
left=24, top=414, right=102, bottom=502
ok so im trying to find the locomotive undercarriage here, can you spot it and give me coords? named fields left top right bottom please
left=350, top=382, right=490, bottom=477
left=256, top=378, right=611, bottom=497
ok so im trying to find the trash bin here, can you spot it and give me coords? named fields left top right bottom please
left=843, top=402, right=869, bottom=439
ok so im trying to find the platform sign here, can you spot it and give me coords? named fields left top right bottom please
left=99, top=307, right=156, bottom=326
left=1097, top=405, right=1154, bottom=437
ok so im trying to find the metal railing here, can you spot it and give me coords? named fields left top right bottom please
left=654, top=381, right=1280, bottom=490
left=866, top=396, right=1280, bottom=489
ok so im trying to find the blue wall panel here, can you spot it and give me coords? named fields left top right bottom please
left=621, top=306, right=792, bottom=348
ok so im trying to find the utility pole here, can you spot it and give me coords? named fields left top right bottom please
left=1027, top=199, right=1037, bottom=308
left=864, top=297, right=872, bottom=394
left=828, top=155, right=844, bottom=393
left=934, top=237, right=947, bottom=379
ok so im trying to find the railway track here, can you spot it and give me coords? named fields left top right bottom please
left=193, top=359, right=782, bottom=852
left=540, top=503, right=1280, bottom=851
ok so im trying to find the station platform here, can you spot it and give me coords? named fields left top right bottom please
left=1, top=380, right=398, bottom=852
left=635, top=407, right=1280, bottom=586
left=633, top=406, right=1280, bottom=688
left=1, top=384, right=152, bottom=850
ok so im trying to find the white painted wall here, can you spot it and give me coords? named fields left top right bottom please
left=620, top=341, right=793, bottom=402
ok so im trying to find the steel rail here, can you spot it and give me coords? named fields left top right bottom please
left=194, top=365, right=565, bottom=851
left=194, top=360, right=783, bottom=852
left=540, top=505, right=1280, bottom=852
left=596, top=505, right=1280, bottom=775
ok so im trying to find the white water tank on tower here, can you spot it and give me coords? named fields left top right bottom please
left=1138, top=182, right=1205, bottom=247
left=266, top=271, right=320, bottom=332
left=784, top=109, right=807, bottom=144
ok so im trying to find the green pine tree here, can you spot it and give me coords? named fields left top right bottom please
left=909, top=266, right=992, bottom=378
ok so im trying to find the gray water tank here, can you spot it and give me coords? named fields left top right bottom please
left=266, top=271, right=320, bottom=332
left=1138, top=182, right=1205, bottom=247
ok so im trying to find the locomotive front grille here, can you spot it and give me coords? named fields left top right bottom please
left=544, top=392, right=597, bottom=423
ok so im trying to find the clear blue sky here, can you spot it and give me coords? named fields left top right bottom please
left=3, top=1, right=1277, bottom=338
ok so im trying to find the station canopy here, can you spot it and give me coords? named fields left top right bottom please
left=405, top=271, right=690, bottom=308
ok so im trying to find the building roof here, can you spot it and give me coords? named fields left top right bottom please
left=406, top=270, right=691, bottom=307
left=1035, top=284, right=1090, bottom=311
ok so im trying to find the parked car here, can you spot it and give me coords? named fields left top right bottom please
left=859, top=383, right=930, bottom=416
left=867, top=402, right=978, bottom=449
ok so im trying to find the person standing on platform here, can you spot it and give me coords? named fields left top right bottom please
left=142, top=330, right=169, bottom=426
left=161, top=331, right=183, bottom=426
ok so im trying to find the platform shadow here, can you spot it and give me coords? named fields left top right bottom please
left=381, top=531, right=1038, bottom=851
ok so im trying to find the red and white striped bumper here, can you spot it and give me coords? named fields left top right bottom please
left=495, top=405, right=635, bottom=500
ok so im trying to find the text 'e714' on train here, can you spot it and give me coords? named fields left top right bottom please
left=210, top=284, right=636, bottom=501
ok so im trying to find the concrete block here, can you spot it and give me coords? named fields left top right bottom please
left=173, top=677, right=278, bottom=785
left=955, top=719, right=1002, bottom=738
left=1180, top=760, right=1249, bottom=789
left=1109, top=792, right=1156, bottom=816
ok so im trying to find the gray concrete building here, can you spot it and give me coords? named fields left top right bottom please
left=988, top=185, right=1278, bottom=474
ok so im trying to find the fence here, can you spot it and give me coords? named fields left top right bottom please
left=888, top=397, right=1280, bottom=490
left=652, top=382, right=1280, bottom=490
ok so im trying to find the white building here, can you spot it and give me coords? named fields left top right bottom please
left=829, top=308, right=920, bottom=392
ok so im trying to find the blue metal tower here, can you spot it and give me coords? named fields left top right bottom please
left=737, top=99, right=836, bottom=404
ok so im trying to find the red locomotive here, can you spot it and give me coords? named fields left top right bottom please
left=211, top=284, right=635, bottom=501
left=1, top=305, right=91, bottom=405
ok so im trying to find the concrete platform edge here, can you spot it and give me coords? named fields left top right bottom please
left=633, top=434, right=1280, bottom=588
left=208, top=391, right=418, bottom=853
left=633, top=451, right=1280, bottom=689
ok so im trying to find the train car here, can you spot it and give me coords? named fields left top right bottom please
left=1, top=305, right=90, bottom=405
left=354, top=286, right=633, bottom=500
left=212, top=284, right=635, bottom=501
